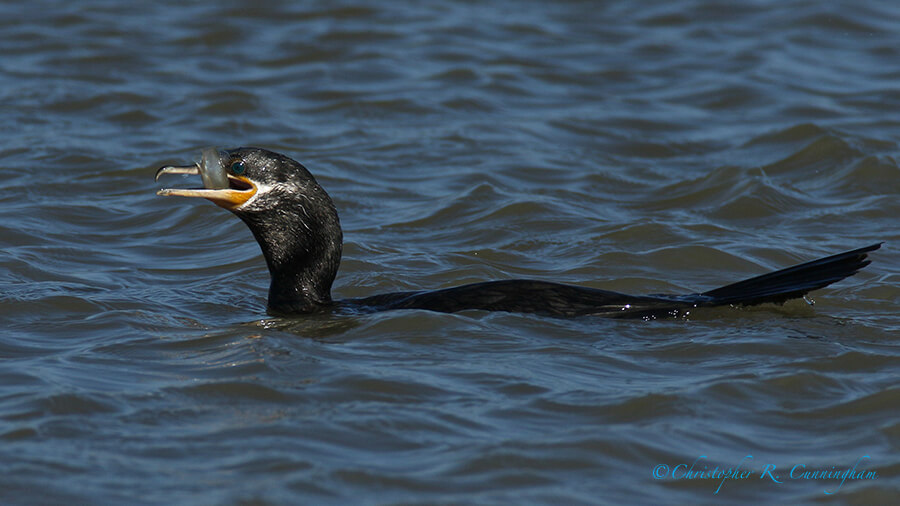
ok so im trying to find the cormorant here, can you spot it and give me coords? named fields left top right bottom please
left=155, top=147, right=881, bottom=318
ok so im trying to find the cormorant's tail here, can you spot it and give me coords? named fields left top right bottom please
left=699, top=243, right=882, bottom=307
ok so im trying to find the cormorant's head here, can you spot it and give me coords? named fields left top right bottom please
left=156, top=146, right=335, bottom=215
left=156, top=147, right=343, bottom=313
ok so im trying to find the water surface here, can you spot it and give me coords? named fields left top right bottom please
left=1, top=1, right=898, bottom=504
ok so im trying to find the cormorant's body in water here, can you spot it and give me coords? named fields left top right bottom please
left=156, top=147, right=881, bottom=318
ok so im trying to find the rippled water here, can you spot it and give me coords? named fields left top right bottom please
left=1, top=1, right=898, bottom=504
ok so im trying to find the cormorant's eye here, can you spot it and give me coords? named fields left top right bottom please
left=230, top=161, right=245, bottom=175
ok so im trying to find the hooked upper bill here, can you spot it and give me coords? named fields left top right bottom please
left=155, top=147, right=256, bottom=210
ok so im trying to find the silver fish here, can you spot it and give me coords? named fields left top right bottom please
left=199, top=147, right=229, bottom=190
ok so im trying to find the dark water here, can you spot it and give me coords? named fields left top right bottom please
left=1, top=1, right=898, bottom=504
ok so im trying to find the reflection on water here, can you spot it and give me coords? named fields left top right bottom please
left=0, top=0, right=897, bottom=504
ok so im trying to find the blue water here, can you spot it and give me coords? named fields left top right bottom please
left=1, top=1, right=898, bottom=504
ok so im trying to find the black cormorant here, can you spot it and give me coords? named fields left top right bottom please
left=155, top=147, right=881, bottom=318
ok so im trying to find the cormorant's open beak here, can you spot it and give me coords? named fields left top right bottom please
left=155, top=148, right=256, bottom=210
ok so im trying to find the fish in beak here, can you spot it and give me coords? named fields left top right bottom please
left=155, top=147, right=256, bottom=210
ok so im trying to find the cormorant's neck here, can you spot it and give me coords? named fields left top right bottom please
left=236, top=186, right=342, bottom=314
